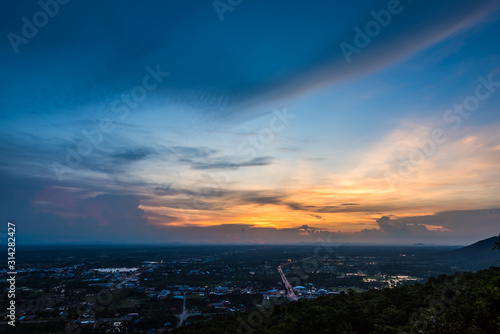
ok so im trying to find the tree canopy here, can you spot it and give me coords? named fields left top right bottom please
left=174, top=267, right=500, bottom=334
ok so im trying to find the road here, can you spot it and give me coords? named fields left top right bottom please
left=176, top=292, right=191, bottom=327
left=278, top=256, right=315, bottom=300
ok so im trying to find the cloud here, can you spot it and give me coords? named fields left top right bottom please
left=1, top=1, right=499, bottom=246
left=74, top=194, right=148, bottom=227
left=0, top=172, right=156, bottom=243
left=319, top=210, right=499, bottom=245
left=261, top=0, right=500, bottom=107
left=110, top=147, right=154, bottom=163
left=3, top=0, right=498, bottom=122
left=398, top=209, right=500, bottom=239
left=189, top=156, right=273, bottom=170
left=1, top=171, right=496, bottom=245
left=165, top=146, right=219, bottom=159
left=243, top=195, right=283, bottom=206
left=375, top=216, right=431, bottom=235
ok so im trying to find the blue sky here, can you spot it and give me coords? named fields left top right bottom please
left=1, top=0, right=500, bottom=244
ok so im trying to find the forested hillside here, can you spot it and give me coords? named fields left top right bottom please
left=174, top=267, right=500, bottom=334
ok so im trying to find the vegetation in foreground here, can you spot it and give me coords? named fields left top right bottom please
left=174, top=267, right=500, bottom=334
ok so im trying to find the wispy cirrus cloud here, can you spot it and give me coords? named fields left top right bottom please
left=1, top=0, right=500, bottom=245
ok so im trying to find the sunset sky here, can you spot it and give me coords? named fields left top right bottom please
left=1, top=0, right=500, bottom=244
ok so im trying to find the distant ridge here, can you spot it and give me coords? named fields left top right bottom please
left=453, top=236, right=500, bottom=253
left=445, top=235, right=500, bottom=270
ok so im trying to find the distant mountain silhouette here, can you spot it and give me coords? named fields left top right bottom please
left=444, top=235, right=500, bottom=270
left=455, top=235, right=499, bottom=252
